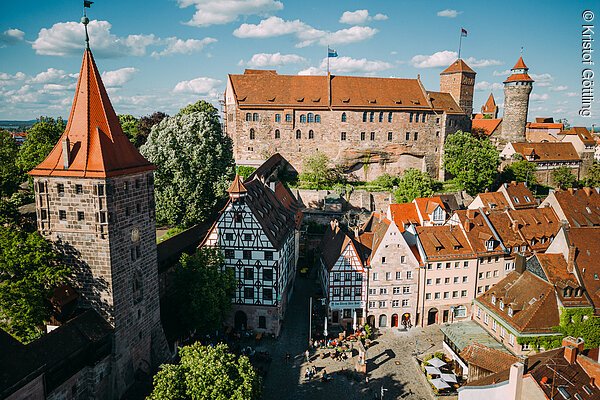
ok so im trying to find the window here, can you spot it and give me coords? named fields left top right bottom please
left=387, top=132, right=393, bottom=141
left=462, top=276, right=468, bottom=283
left=494, top=270, right=499, bottom=277
left=392, top=300, right=399, bottom=307
left=59, top=210, right=67, bottom=220
left=464, top=261, right=469, bottom=268
left=437, top=263, right=442, bottom=269
left=360, top=132, right=366, bottom=141
left=409, top=112, right=413, bottom=123
left=426, top=278, right=432, bottom=285
left=275, top=113, right=281, bottom=122
left=500, top=326, right=506, bottom=338
left=307, top=113, right=314, bottom=123
left=340, top=131, right=346, bottom=140
left=244, top=287, right=254, bottom=299
left=403, top=286, right=410, bottom=294
left=477, top=307, right=481, bottom=318
left=413, top=132, right=418, bottom=140
left=524, top=196, right=531, bottom=202
left=345, top=272, right=352, bottom=281
left=499, top=300, right=505, bottom=310
left=77, top=211, right=84, bottom=221
left=509, top=333, right=515, bottom=345
left=477, top=286, right=483, bottom=294
left=369, top=288, right=376, bottom=295
left=421, top=113, right=426, bottom=123
left=369, top=301, right=376, bottom=308
left=252, top=113, right=259, bottom=121
left=454, top=276, right=459, bottom=284
left=40, top=209, right=48, bottom=220
left=425, top=293, right=432, bottom=300
left=380, top=288, right=388, bottom=295
left=402, top=299, right=409, bottom=307
left=369, top=112, right=374, bottom=122
left=362, top=111, right=368, bottom=122
left=485, top=239, right=495, bottom=251
left=379, top=301, right=386, bottom=308
left=435, top=278, right=441, bottom=284
left=333, top=288, right=341, bottom=296
left=225, top=232, right=233, bottom=241
left=300, top=114, right=307, bottom=123
left=245, top=113, right=251, bottom=121
left=332, top=272, right=341, bottom=281
left=225, top=249, right=234, bottom=258
left=244, top=267, right=254, bottom=280
left=401, top=256, right=406, bottom=264
left=97, top=184, right=105, bottom=196
left=433, top=207, right=444, bottom=221
left=415, top=113, right=419, bottom=122
left=454, top=305, right=467, bottom=317
left=393, top=287, right=401, bottom=294
left=263, top=268, right=273, bottom=281
left=484, top=313, right=489, bottom=324
left=243, top=250, right=252, bottom=259
left=396, top=271, right=402, bottom=280
left=491, top=295, right=496, bottom=305
left=275, top=129, right=280, bottom=139
left=379, top=112, right=384, bottom=122
left=57, top=183, right=65, bottom=195
left=486, top=271, right=491, bottom=278
left=492, top=319, right=497, bottom=331
left=434, top=292, right=440, bottom=299
left=296, top=130, right=301, bottom=139
left=405, top=132, right=410, bottom=140
left=249, top=129, right=255, bottom=140
left=309, top=130, right=314, bottom=139
left=461, top=290, right=467, bottom=297
left=370, top=132, right=375, bottom=140
left=406, top=271, right=412, bottom=279
left=372, top=272, right=378, bottom=280
left=75, top=184, right=83, bottom=194
left=388, top=112, right=392, bottom=122
left=445, top=277, right=450, bottom=284
left=341, top=112, right=347, bottom=122
left=258, top=315, right=267, bottom=328
left=443, top=292, right=449, bottom=299
left=386, top=272, right=392, bottom=280
left=452, top=291, right=459, bottom=298
left=344, top=288, right=351, bottom=296
left=356, top=273, right=363, bottom=281
left=285, top=113, right=292, bottom=122
left=264, top=251, right=273, bottom=260
left=446, top=262, right=451, bottom=269
left=355, top=287, right=362, bottom=296
left=38, top=182, right=46, bottom=193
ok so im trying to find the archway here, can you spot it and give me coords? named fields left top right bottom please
left=379, top=314, right=387, bottom=328
left=427, top=308, right=438, bottom=326
left=234, top=310, right=247, bottom=331
left=401, top=313, right=412, bottom=328
left=258, top=316, right=266, bottom=329
left=391, top=314, right=399, bottom=327
left=367, top=315, right=375, bottom=328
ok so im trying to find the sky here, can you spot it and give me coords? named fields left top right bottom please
left=0, top=0, right=598, bottom=126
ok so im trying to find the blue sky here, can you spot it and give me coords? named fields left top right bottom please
left=0, top=0, right=597, bottom=126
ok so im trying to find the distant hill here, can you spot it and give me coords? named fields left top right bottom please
left=0, top=120, right=37, bottom=131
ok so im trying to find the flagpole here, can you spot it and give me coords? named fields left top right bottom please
left=327, top=45, right=330, bottom=75
left=458, top=30, right=463, bottom=59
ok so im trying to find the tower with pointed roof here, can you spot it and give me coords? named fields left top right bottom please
left=481, top=93, right=499, bottom=119
left=440, top=58, right=476, bottom=116
left=501, top=56, right=534, bottom=143
left=29, top=21, right=169, bottom=397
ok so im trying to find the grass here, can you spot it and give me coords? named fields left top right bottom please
left=157, top=226, right=185, bottom=243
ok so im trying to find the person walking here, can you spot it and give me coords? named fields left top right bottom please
left=305, top=349, right=310, bottom=362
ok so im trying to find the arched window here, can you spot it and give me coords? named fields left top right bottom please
left=315, top=114, right=321, bottom=123
left=275, top=113, right=281, bottom=122
left=369, top=112, right=375, bottom=122
left=249, top=128, right=255, bottom=140
left=296, top=130, right=301, bottom=139
left=379, top=112, right=384, bottom=122
left=300, top=114, right=307, bottom=123
left=307, top=113, right=314, bottom=123
left=253, top=113, right=259, bottom=121
left=363, top=112, right=367, bottom=122
left=245, top=113, right=252, bottom=121
left=133, top=269, right=143, bottom=304
left=341, top=112, right=347, bottom=122
left=274, top=129, right=280, bottom=139
left=309, top=130, right=314, bottom=139
left=388, top=112, right=392, bottom=122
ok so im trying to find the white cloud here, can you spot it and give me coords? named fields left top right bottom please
left=410, top=50, right=500, bottom=68
left=151, top=37, right=217, bottom=58
left=549, top=85, right=568, bottom=92
left=29, top=68, right=72, bottom=84
left=475, top=81, right=503, bottom=91
left=233, top=16, right=378, bottom=47
left=245, top=52, right=306, bottom=67
left=566, top=92, right=578, bottom=97
left=298, top=67, right=323, bottom=76
left=178, top=0, right=283, bottom=27
left=101, top=67, right=138, bottom=87
left=0, top=28, right=25, bottom=47
left=0, top=71, right=27, bottom=87
left=530, top=93, right=549, bottom=101
left=464, top=57, right=502, bottom=68
left=493, top=69, right=511, bottom=76
left=530, top=73, right=553, bottom=87
left=324, top=56, right=393, bottom=74
left=339, top=10, right=388, bottom=25
left=173, top=76, right=222, bottom=95
left=437, top=9, right=462, bottom=18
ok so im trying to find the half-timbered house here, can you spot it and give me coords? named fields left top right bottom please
left=203, top=174, right=298, bottom=336
left=319, top=220, right=370, bottom=332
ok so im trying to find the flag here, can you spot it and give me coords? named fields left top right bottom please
left=84, top=1, right=93, bottom=7
left=328, top=47, right=338, bottom=58
left=461, top=28, right=468, bottom=37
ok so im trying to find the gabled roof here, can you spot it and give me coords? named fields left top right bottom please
left=414, top=196, right=446, bottom=222
left=562, top=126, right=596, bottom=146
left=501, top=182, right=536, bottom=209
left=472, top=118, right=502, bottom=136
left=360, top=212, right=391, bottom=258
left=460, top=343, right=519, bottom=374
left=440, top=58, right=476, bottom=75
left=506, top=208, right=559, bottom=251
left=416, top=225, right=474, bottom=260
left=427, top=91, right=464, bottom=114
left=388, top=202, right=420, bottom=232
left=29, top=49, right=154, bottom=178
left=320, top=222, right=370, bottom=271
left=551, top=188, right=600, bottom=227
left=526, top=122, right=564, bottom=130
left=568, top=227, right=600, bottom=312
left=456, top=209, right=511, bottom=253
left=504, top=73, right=534, bottom=83
left=482, top=93, right=497, bottom=114
left=510, top=142, right=580, bottom=162
left=483, top=211, right=526, bottom=249
left=535, top=253, right=590, bottom=308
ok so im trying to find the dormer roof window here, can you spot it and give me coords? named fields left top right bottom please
left=491, top=295, right=496, bottom=305
left=485, top=239, right=495, bottom=251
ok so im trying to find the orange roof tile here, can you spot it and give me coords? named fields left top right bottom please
left=527, top=122, right=564, bottom=130
left=552, top=188, right=600, bottom=227
left=414, top=196, right=445, bottom=222
left=504, top=73, right=534, bottom=83
left=388, top=202, right=420, bottom=232
left=506, top=208, right=559, bottom=251
left=501, top=182, right=536, bottom=209
left=535, top=253, right=590, bottom=308
left=567, top=227, right=600, bottom=312
left=476, top=192, right=510, bottom=210
left=512, top=56, right=528, bottom=70
left=482, top=93, right=497, bottom=114
left=440, top=59, right=476, bottom=75
left=29, top=49, right=153, bottom=178
left=472, top=118, right=502, bottom=136
left=416, top=225, right=474, bottom=260
left=511, top=142, right=580, bottom=162
left=227, top=174, right=247, bottom=194
left=460, top=343, right=519, bottom=373
left=562, top=126, right=595, bottom=145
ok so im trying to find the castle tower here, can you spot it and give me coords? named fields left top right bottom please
left=29, top=45, right=169, bottom=395
left=481, top=93, right=499, bottom=118
left=440, top=59, right=476, bottom=116
left=501, top=56, right=534, bottom=143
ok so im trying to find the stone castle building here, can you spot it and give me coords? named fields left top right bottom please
left=499, top=57, right=534, bottom=145
left=224, top=60, right=475, bottom=181
left=21, top=46, right=169, bottom=398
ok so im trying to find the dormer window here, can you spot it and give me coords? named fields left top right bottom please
left=499, top=300, right=504, bottom=310
left=524, top=196, right=531, bottom=202
left=564, top=288, right=572, bottom=298
left=575, top=288, right=583, bottom=297
left=513, top=197, right=520, bottom=204
left=491, top=295, right=496, bottom=305
left=486, top=239, right=495, bottom=251
left=508, top=307, right=513, bottom=317
left=432, top=207, right=444, bottom=222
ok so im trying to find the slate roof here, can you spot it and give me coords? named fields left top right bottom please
left=29, top=49, right=154, bottom=178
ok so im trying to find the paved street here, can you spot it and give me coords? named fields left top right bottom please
left=259, top=270, right=444, bottom=400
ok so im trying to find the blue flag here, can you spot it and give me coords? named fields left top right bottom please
left=328, top=47, right=338, bottom=58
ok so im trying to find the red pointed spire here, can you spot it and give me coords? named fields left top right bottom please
left=29, top=49, right=154, bottom=178
left=512, top=56, right=528, bottom=70
left=440, top=59, right=476, bottom=75
left=482, top=93, right=497, bottom=114
left=227, top=174, right=247, bottom=196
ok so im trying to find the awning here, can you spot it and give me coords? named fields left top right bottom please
left=430, top=378, right=451, bottom=390
left=441, top=373, right=457, bottom=383
left=427, top=357, right=446, bottom=368
left=425, top=366, right=441, bottom=376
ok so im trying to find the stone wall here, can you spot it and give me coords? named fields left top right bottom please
left=501, top=84, right=532, bottom=144
left=440, top=71, right=475, bottom=117
left=294, top=188, right=393, bottom=213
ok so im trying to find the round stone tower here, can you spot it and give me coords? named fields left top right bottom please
left=501, top=57, right=534, bottom=143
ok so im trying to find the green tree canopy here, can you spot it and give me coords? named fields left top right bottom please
left=582, top=161, right=600, bottom=187
left=178, top=100, right=219, bottom=118
left=502, top=159, right=538, bottom=186
left=137, top=111, right=168, bottom=148
left=174, top=247, right=235, bottom=335
left=394, top=168, right=436, bottom=203
left=140, top=111, right=235, bottom=227
left=118, top=114, right=139, bottom=144
left=0, top=226, right=70, bottom=342
left=17, top=117, right=65, bottom=174
left=0, top=130, right=21, bottom=197
left=299, top=151, right=343, bottom=189
left=443, top=131, right=500, bottom=196
left=149, top=343, right=261, bottom=400
left=370, top=173, right=398, bottom=191
left=552, top=166, right=577, bottom=190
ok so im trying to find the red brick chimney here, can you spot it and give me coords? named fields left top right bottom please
left=562, top=337, right=585, bottom=364
left=567, top=245, right=577, bottom=273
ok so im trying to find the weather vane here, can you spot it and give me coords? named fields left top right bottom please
left=82, top=1, right=94, bottom=49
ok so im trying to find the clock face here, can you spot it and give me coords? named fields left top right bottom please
left=131, top=228, right=140, bottom=243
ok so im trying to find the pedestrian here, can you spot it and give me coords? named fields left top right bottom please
left=305, top=349, right=310, bottom=362
left=285, top=352, right=291, bottom=364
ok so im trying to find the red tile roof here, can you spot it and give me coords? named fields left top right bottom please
left=511, top=142, right=580, bottom=162
left=512, top=56, right=528, bottom=70
left=535, top=253, right=590, bottom=308
left=501, top=182, right=537, bottom=209
left=320, top=222, right=370, bottom=271
left=506, top=208, right=559, bottom=251
left=504, top=73, right=534, bottom=83
left=414, top=196, right=445, bottom=222
left=551, top=188, right=600, bottom=227
left=388, top=202, right=420, bottom=232
left=460, top=343, right=519, bottom=373
left=416, top=225, right=474, bottom=260
left=440, top=59, right=476, bottom=75
left=482, top=93, right=497, bottom=114
left=563, top=126, right=596, bottom=146
left=29, top=49, right=153, bottom=178
left=526, top=122, right=564, bottom=130
left=568, top=227, right=600, bottom=312
left=472, top=118, right=502, bottom=136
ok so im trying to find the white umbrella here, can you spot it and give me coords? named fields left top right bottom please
left=324, top=317, right=328, bottom=338
left=441, top=373, right=457, bottom=383
left=425, top=366, right=441, bottom=376
left=427, top=357, right=446, bottom=368
left=353, top=310, right=357, bottom=332
left=430, top=378, right=451, bottom=390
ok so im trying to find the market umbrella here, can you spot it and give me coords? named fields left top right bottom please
left=427, top=357, right=446, bottom=368
left=324, top=317, right=328, bottom=338
left=425, top=366, right=441, bottom=376
left=353, top=310, right=357, bottom=332
left=430, top=378, right=451, bottom=390
left=441, top=373, right=457, bottom=383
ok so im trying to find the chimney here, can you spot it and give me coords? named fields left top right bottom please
left=562, top=336, right=585, bottom=352
left=515, top=254, right=526, bottom=273
left=567, top=245, right=576, bottom=273
left=564, top=346, right=578, bottom=364
left=62, top=137, right=70, bottom=169
left=353, top=226, right=360, bottom=239
left=463, top=218, right=472, bottom=232
left=512, top=219, right=519, bottom=233
left=507, top=363, right=524, bottom=400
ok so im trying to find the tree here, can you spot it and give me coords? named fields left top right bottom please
left=371, top=173, right=398, bottom=191
left=17, top=117, right=65, bottom=174
left=236, top=165, right=256, bottom=180
left=582, top=161, right=600, bottom=187
left=0, top=130, right=21, bottom=197
left=118, top=114, right=139, bottom=144
left=502, top=160, right=538, bottom=186
left=137, top=111, right=168, bottom=148
left=178, top=100, right=219, bottom=118
left=0, top=226, right=70, bottom=342
left=443, top=131, right=500, bottom=196
left=552, top=166, right=577, bottom=189
left=174, top=248, right=235, bottom=334
left=149, top=343, right=261, bottom=400
left=299, top=151, right=342, bottom=189
left=394, top=169, right=436, bottom=203
left=140, top=111, right=235, bottom=227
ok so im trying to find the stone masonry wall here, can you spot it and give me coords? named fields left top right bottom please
left=501, top=85, right=532, bottom=145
